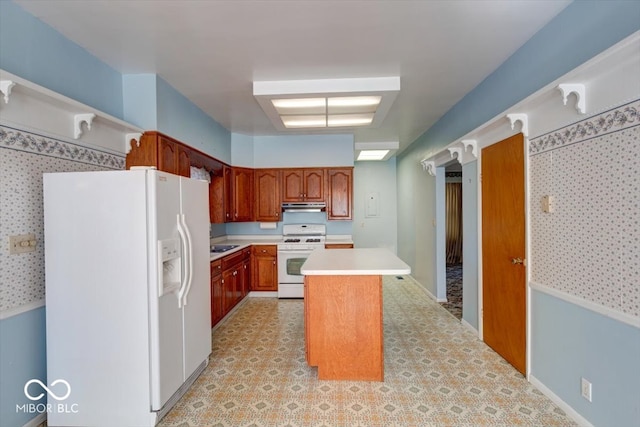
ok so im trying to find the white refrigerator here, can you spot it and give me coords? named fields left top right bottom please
left=43, top=168, right=211, bottom=426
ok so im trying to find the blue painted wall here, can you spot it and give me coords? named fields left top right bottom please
left=0, top=308, right=47, bottom=427
left=253, top=134, right=354, bottom=168
left=156, top=77, right=231, bottom=162
left=461, top=161, right=478, bottom=330
left=531, top=290, right=640, bottom=426
left=0, top=1, right=124, bottom=119
left=122, top=74, right=159, bottom=130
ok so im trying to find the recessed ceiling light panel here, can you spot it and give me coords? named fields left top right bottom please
left=357, top=150, right=390, bottom=161
left=254, top=77, right=400, bottom=132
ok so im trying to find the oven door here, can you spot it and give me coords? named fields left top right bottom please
left=277, top=248, right=313, bottom=298
left=277, top=249, right=312, bottom=283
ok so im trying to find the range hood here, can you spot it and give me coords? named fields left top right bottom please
left=282, top=202, right=326, bottom=213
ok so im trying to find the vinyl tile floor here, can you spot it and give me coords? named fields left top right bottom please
left=159, top=275, right=576, bottom=427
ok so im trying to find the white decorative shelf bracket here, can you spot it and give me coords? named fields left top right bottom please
left=421, top=159, right=436, bottom=176
left=0, top=80, right=16, bottom=104
left=461, top=139, right=477, bottom=159
left=506, top=113, right=529, bottom=137
left=125, top=133, right=143, bottom=153
left=74, top=113, right=96, bottom=139
left=557, top=83, right=586, bottom=114
left=448, top=147, right=463, bottom=164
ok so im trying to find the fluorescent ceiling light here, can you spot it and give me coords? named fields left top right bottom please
left=357, top=150, right=390, bottom=161
left=328, top=113, right=374, bottom=127
left=253, top=77, right=400, bottom=132
left=281, top=115, right=326, bottom=128
left=355, top=141, right=399, bottom=161
left=328, top=96, right=381, bottom=107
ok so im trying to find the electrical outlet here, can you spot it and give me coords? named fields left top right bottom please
left=581, top=377, right=592, bottom=402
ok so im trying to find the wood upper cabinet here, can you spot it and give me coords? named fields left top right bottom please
left=251, top=245, right=278, bottom=291
left=254, top=169, right=281, bottom=222
left=231, top=167, right=254, bottom=222
left=126, top=131, right=231, bottom=223
left=326, top=168, right=353, bottom=220
left=127, top=131, right=191, bottom=178
left=281, top=168, right=324, bottom=202
left=158, top=135, right=191, bottom=177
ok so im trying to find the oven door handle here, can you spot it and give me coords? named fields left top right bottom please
left=277, top=250, right=314, bottom=255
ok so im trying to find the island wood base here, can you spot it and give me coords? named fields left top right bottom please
left=304, top=275, right=383, bottom=381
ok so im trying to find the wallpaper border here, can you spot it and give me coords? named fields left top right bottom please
left=0, top=125, right=125, bottom=169
left=529, top=99, right=640, bottom=155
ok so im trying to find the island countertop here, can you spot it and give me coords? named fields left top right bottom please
left=301, top=248, right=411, bottom=276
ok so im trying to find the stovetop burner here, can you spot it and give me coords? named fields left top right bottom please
left=306, top=238, right=321, bottom=243
left=284, top=238, right=301, bottom=243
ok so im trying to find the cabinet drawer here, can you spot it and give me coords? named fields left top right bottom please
left=222, top=250, right=245, bottom=270
left=210, top=259, right=222, bottom=277
left=252, top=245, right=277, bottom=257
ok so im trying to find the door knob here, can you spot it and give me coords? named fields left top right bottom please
left=511, top=257, right=525, bottom=265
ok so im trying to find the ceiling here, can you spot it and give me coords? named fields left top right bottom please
left=15, top=0, right=571, bottom=155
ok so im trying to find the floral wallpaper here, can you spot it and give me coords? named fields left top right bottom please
left=529, top=99, right=639, bottom=318
left=0, top=125, right=124, bottom=313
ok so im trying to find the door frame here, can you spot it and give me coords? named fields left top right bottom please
left=476, top=131, right=531, bottom=378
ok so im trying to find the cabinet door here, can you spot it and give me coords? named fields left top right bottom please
left=240, top=259, right=251, bottom=298
left=251, top=246, right=278, bottom=291
left=327, top=168, right=353, bottom=220
left=303, top=169, right=325, bottom=201
left=158, top=137, right=178, bottom=174
left=177, top=145, right=191, bottom=177
left=254, top=169, right=281, bottom=222
left=232, top=167, right=254, bottom=222
left=281, top=169, right=304, bottom=202
left=222, top=268, right=236, bottom=313
left=211, top=261, right=223, bottom=326
left=223, top=166, right=232, bottom=222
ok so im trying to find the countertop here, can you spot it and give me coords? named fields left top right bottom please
left=300, top=248, right=411, bottom=276
left=209, top=235, right=353, bottom=261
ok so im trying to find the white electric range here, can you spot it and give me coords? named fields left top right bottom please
left=277, top=224, right=326, bottom=298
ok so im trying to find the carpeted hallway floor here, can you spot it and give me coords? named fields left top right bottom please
left=158, top=275, right=575, bottom=427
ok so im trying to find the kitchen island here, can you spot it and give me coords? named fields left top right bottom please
left=301, top=248, right=411, bottom=381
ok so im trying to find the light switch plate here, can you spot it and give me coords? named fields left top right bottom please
left=9, top=234, right=37, bottom=254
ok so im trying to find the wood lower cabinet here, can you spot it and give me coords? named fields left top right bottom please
left=214, top=247, right=252, bottom=327
left=254, top=169, right=281, bottom=222
left=326, top=168, right=353, bottom=220
left=251, top=245, right=278, bottom=291
left=210, top=260, right=223, bottom=327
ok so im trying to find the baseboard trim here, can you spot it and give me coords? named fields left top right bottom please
left=249, top=291, right=278, bottom=298
left=461, top=318, right=478, bottom=335
left=529, top=375, right=593, bottom=427
left=22, top=413, right=46, bottom=427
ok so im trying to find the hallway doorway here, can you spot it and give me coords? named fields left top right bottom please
left=440, top=164, right=463, bottom=319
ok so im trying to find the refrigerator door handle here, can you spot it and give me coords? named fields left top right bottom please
left=176, top=214, right=191, bottom=308
left=180, top=213, right=194, bottom=307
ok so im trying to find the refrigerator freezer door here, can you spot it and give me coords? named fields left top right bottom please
left=179, top=176, right=213, bottom=380
left=147, top=171, right=185, bottom=410
left=44, top=170, right=156, bottom=426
